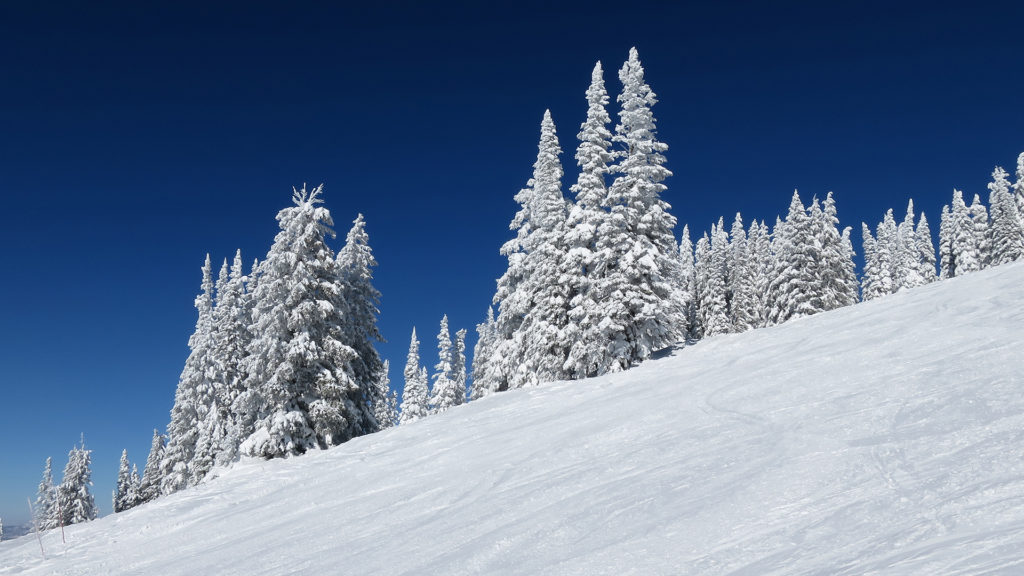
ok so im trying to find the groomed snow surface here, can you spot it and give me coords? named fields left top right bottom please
left=4, top=263, right=1024, bottom=575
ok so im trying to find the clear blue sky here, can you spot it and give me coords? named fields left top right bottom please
left=1, top=1, right=1021, bottom=525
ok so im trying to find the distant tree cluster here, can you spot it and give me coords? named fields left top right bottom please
left=32, top=439, right=97, bottom=530
left=396, top=317, right=469, bottom=424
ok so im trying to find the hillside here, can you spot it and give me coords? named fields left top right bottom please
left=3, top=263, right=1024, bottom=575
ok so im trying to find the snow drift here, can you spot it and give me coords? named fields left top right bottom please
left=3, top=262, right=1024, bottom=575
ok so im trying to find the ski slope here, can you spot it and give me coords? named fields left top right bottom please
left=3, top=263, right=1024, bottom=575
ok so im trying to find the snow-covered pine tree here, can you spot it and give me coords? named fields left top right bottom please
left=372, top=360, right=398, bottom=430
left=337, top=214, right=384, bottom=400
left=114, top=449, right=132, bottom=513
left=938, top=204, right=954, bottom=279
left=861, top=223, right=885, bottom=301
left=746, top=220, right=772, bottom=327
left=678, top=224, right=697, bottom=338
left=594, top=47, right=685, bottom=368
left=728, top=213, right=759, bottom=332
left=161, top=254, right=216, bottom=494
left=56, top=440, right=97, bottom=526
left=431, top=315, right=463, bottom=413
left=469, top=308, right=498, bottom=401
left=987, top=166, right=1024, bottom=265
left=34, top=457, right=55, bottom=530
left=896, top=200, right=926, bottom=290
left=241, top=184, right=369, bottom=459
left=915, top=212, right=937, bottom=282
left=950, top=189, right=982, bottom=275
left=399, top=328, right=430, bottom=425
left=875, top=209, right=899, bottom=295
left=969, top=193, right=991, bottom=269
left=138, top=429, right=165, bottom=504
left=192, top=258, right=233, bottom=484
left=452, top=329, right=468, bottom=403
left=816, top=192, right=859, bottom=309
left=768, top=191, right=821, bottom=323
left=695, top=229, right=729, bottom=337
left=209, top=250, right=251, bottom=466
left=563, top=62, right=615, bottom=380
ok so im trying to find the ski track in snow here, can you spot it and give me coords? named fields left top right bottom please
left=3, top=263, right=1024, bottom=575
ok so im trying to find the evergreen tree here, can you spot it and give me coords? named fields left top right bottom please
left=56, top=440, right=97, bottom=526
left=593, top=47, right=685, bottom=368
left=469, top=308, right=498, bottom=401
left=399, top=328, right=430, bottom=425
left=337, top=214, right=384, bottom=397
left=563, top=63, right=615, bottom=380
left=728, top=213, right=759, bottom=332
left=768, top=191, right=821, bottom=323
left=875, top=209, right=899, bottom=295
left=950, top=189, right=982, bottom=275
left=678, top=224, right=697, bottom=338
left=241, top=185, right=369, bottom=459
left=1015, top=152, right=1024, bottom=216
left=114, top=449, right=133, bottom=513
left=372, top=360, right=398, bottom=430
left=695, top=230, right=729, bottom=337
left=896, top=200, right=926, bottom=290
left=938, top=204, right=954, bottom=279
left=969, top=193, right=991, bottom=268
left=915, top=212, right=937, bottom=283
left=138, top=429, right=165, bottom=504
left=987, top=166, right=1024, bottom=265
left=452, top=328, right=468, bottom=403
left=161, top=255, right=216, bottom=494
left=861, top=223, right=885, bottom=301
left=815, top=192, right=858, bottom=308
left=746, top=220, right=772, bottom=327
left=431, top=315, right=463, bottom=413
left=34, top=457, right=55, bottom=530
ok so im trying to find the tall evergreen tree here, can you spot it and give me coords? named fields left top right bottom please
left=694, top=230, right=729, bottom=337
left=950, top=189, right=982, bottom=275
left=337, top=214, right=384, bottom=397
left=896, top=200, right=926, bottom=290
left=915, top=212, right=937, bottom=283
left=56, top=440, right=97, bottom=526
left=768, top=191, right=821, bottom=323
left=34, top=457, right=55, bottom=530
left=564, top=63, right=615, bottom=380
left=815, top=192, right=859, bottom=308
left=1015, top=152, right=1024, bottom=216
left=678, top=224, right=697, bottom=338
left=372, top=360, right=398, bottom=430
left=161, top=255, right=216, bottom=494
left=138, top=429, right=165, bottom=504
left=875, top=209, right=899, bottom=295
left=114, top=449, right=133, bottom=513
left=469, top=308, right=499, bottom=401
left=431, top=315, right=462, bottom=413
left=987, top=166, right=1024, bottom=265
left=861, top=223, right=885, bottom=301
left=211, top=250, right=252, bottom=467
left=241, top=185, right=369, bottom=459
left=593, top=47, right=685, bottom=368
left=969, top=193, right=991, bottom=268
left=452, top=328, right=468, bottom=403
left=399, top=328, right=430, bottom=425
left=746, top=220, right=772, bottom=327
left=938, top=204, right=955, bottom=279
left=728, top=213, right=760, bottom=332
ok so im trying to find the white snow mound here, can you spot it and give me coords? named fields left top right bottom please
left=4, top=263, right=1024, bottom=575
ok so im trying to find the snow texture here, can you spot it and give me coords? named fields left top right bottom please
left=4, top=262, right=1024, bottom=575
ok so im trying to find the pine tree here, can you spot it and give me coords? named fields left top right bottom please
left=56, top=440, right=97, bottom=526
left=987, top=166, right=1024, bottom=265
left=695, top=230, right=729, bottom=337
left=138, top=429, right=165, bottom=504
left=875, top=209, right=899, bottom=295
left=241, top=185, right=369, bottom=459
left=1015, top=152, right=1024, bottom=216
left=161, top=254, right=216, bottom=494
left=563, top=62, right=615, bottom=380
left=114, top=449, right=133, bottom=513
left=861, top=223, right=885, bottom=301
left=399, top=328, right=430, bottom=425
left=969, top=193, right=991, bottom=268
left=938, top=204, right=954, bottom=279
left=816, top=192, right=859, bottom=308
left=372, top=360, right=398, bottom=430
left=746, top=220, right=772, bottom=327
left=768, top=191, right=821, bottom=323
left=452, top=329, right=468, bottom=403
left=431, top=315, right=463, bottom=413
left=951, top=189, right=981, bottom=275
left=337, top=214, right=384, bottom=397
left=209, top=250, right=252, bottom=467
left=915, top=212, right=937, bottom=283
left=593, top=47, right=685, bottom=368
left=492, top=111, right=569, bottom=389
left=896, top=200, right=926, bottom=290
left=678, top=224, right=697, bottom=337
left=34, top=457, right=55, bottom=530
left=728, top=213, right=759, bottom=332
left=469, top=308, right=498, bottom=401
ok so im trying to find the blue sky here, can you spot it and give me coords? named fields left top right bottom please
left=1, top=1, right=1022, bottom=525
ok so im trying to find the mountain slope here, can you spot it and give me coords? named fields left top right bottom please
left=3, top=263, right=1024, bottom=575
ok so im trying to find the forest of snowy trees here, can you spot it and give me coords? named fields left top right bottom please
left=28, top=47, right=1024, bottom=529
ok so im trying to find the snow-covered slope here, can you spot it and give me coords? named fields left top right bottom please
left=4, top=263, right=1024, bottom=575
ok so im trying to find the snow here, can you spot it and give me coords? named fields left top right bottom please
left=4, top=262, right=1024, bottom=575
